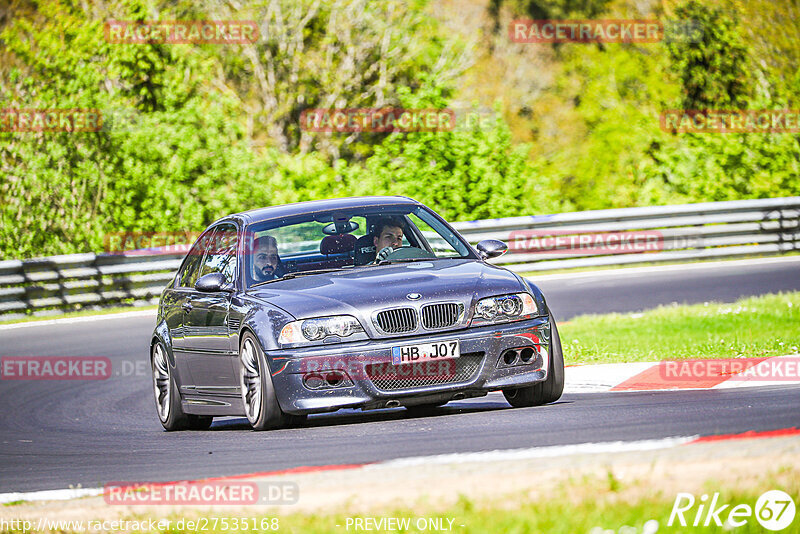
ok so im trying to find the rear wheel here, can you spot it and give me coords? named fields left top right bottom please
left=503, top=318, right=565, bottom=408
left=239, top=332, right=290, bottom=431
left=152, top=341, right=213, bottom=431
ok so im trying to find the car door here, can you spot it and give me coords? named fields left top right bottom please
left=165, top=234, right=208, bottom=387
left=182, top=223, right=239, bottom=394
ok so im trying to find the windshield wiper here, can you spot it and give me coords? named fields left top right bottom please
left=250, top=268, right=347, bottom=288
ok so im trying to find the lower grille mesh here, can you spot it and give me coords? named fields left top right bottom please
left=366, top=353, right=484, bottom=391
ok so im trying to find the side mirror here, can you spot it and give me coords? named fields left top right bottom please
left=476, top=239, right=508, bottom=260
left=195, top=273, right=233, bottom=293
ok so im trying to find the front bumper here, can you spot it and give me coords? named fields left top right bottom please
left=268, top=316, right=552, bottom=414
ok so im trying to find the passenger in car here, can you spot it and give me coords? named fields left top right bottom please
left=252, top=235, right=284, bottom=282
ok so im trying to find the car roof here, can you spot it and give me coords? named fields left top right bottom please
left=231, top=196, right=422, bottom=225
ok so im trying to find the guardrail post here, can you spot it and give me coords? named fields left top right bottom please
left=21, top=262, right=33, bottom=316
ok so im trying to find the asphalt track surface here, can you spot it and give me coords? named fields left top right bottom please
left=1, top=258, right=799, bottom=493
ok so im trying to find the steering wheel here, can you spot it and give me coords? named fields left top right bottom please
left=383, top=246, right=437, bottom=261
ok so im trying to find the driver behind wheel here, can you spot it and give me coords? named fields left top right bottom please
left=372, top=217, right=405, bottom=264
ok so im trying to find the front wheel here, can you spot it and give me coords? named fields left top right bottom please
left=152, top=341, right=212, bottom=431
left=239, top=332, right=290, bottom=431
left=502, top=318, right=565, bottom=408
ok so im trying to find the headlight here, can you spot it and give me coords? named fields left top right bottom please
left=472, top=293, right=538, bottom=325
left=279, top=315, right=364, bottom=345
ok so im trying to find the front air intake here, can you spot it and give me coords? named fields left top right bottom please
left=421, top=303, right=462, bottom=329
left=375, top=307, right=417, bottom=334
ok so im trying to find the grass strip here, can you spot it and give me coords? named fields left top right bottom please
left=559, top=292, right=800, bottom=364
left=110, top=463, right=800, bottom=533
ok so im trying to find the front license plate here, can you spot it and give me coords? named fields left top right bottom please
left=391, top=340, right=460, bottom=365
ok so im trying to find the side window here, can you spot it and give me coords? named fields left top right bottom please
left=407, top=212, right=463, bottom=257
left=177, top=232, right=211, bottom=288
left=198, top=224, right=238, bottom=284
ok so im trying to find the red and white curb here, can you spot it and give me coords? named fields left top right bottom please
left=2, top=428, right=798, bottom=505
left=564, top=354, right=800, bottom=393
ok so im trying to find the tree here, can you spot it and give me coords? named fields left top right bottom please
left=665, top=0, right=752, bottom=111
left=348, top=84, right=559, bottom=220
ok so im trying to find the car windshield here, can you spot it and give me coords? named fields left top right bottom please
left=244, top=205, right=473, bottom=287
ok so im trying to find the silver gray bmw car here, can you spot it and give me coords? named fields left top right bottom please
left=150, top=196, right=564, bottom=430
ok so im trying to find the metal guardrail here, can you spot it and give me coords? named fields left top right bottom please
left=453, top=196, right=800, bottom=272
left=1, top=197, right=798, bottom=318
left=0, top=252, right=183, bottom=317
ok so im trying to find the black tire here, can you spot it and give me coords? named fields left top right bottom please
left=502, top=318, right=565, bottom=408
left=239, top=332, right=289, bottom=431
left=152, top=341, right=212, bottom=431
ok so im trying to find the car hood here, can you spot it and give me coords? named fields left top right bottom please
left=246, top=259, right=527, bottom=324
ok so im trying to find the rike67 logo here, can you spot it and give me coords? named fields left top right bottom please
left=668, top=490, right=796, bottom=531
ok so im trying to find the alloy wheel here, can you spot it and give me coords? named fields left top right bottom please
left=240, top=338, right=262, bottom=424
left=152, top=343, right=171, bottom=421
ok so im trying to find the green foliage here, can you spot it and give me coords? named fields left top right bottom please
left=730, top=0, right=800, bottom=106
left=490, top=0, right=613, bottom=20
left=0, top=0, right=263, bottom=257
left=528, top=40, right=682, bottom=210
left=348, top=84, right=560, bottom=220
left=204, top=0, right=467, bottom=161
left=0, top=0, right=469, bottom=259
left=0, top=0, right=798, bottom=260
left=646, top=131, right=800, bottom=202
left=507, top=0, right=799, bottom=210
left=647, top=0, right=800, bottom=202
left=665, top=0, right=752, bottom=110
